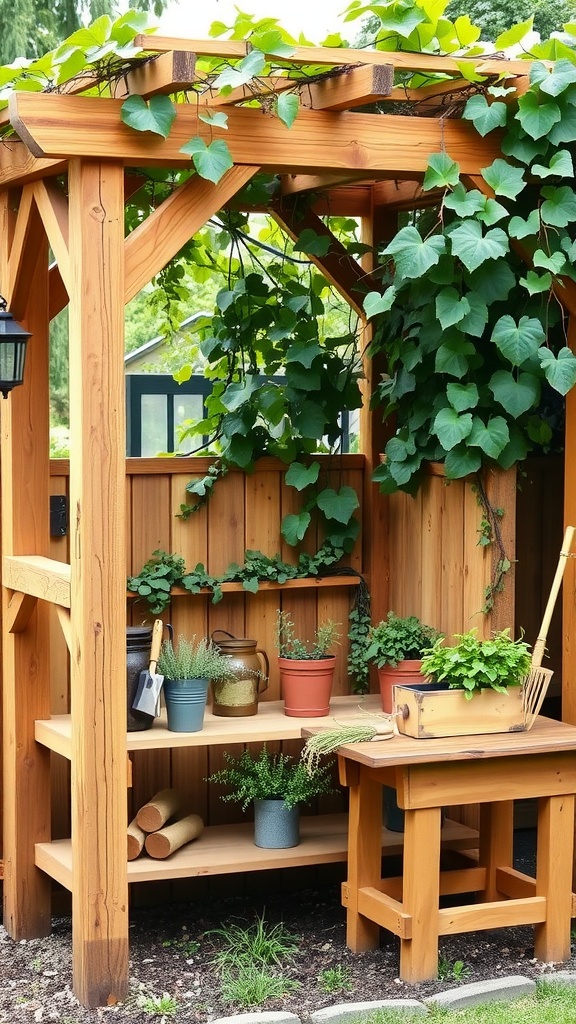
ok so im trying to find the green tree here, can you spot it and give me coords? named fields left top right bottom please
left=444, top=0, right=576, bottom=41
left=0, top=0, right=171, bottom=63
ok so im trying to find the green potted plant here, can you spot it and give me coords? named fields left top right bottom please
left=157, top=635, right=234, bottom=733
left=275, top=610, right=341, bottom=719
left=207, top=747, right=334, bottom=849
left=397, top=628, right=533, bottom=738
left=366, top=612, right=442, bottom=713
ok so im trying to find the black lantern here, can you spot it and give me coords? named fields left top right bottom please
left=0, top=295, right=31, bottom=398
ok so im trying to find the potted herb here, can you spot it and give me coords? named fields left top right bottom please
left=275, top=611, right=341, bottom=719
left=207, top=747, right=334, bottom=849
left=366, top=613, right=442, bottom=713
left=157, top=635, right=234, bottom=733
left=396, top=628, right=532, bottom=739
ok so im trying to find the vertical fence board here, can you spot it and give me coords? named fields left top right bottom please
left=420, top=474, right=443, bottom=631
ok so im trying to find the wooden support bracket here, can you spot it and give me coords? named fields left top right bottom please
left=6, top=591, right=38, bottom=633
left=56, top=606, right=71, bottom=651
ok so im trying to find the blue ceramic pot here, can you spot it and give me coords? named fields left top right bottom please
left=163, top=677, right=209, bottom=732
left=253, top=798, right=300, bottom=849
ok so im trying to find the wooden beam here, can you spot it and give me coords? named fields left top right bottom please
left=67, top=158, right=128, bottom=1006
left=125, top=164, right=258, bottom=301
left=33, top=180, right=70, bottom=296
left=271, top=196, right=375, bottom=316
left=3, top=555, right=71, bottom=607
left=1, top=191, right=52, bottom=941
left=8, top=95, right=503, bottom=178
left=56, top=606, right=72, bottom=652
left=6, top=184, right=46, bottom=321
left=134, top=36, right=538, bottom=76
left=372, top=179, right=441, bottom=211
left=202, top=76, right=299, bottom=106
left=115, top=50, right=197, bottom=98
left=280, top=174, right=375, bottom=197
left=300, top=64, right=393, bottom=111
left=564, top=317, right=576, bottom=728
left=49, top=263, right=68, bottom=321
left=0, top=142, right=66, bottom=188
left=5, top=591, right=38, bottom=633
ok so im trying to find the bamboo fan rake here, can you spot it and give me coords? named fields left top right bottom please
left=522, top=525, right=575, bottom=729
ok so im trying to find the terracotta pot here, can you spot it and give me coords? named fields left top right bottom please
left=278, top=656, right=336, bottom=718
left=377, top=659, right=425, bottom=714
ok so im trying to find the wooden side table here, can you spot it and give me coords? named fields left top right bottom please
left=337, top=717, right=576, bottom=983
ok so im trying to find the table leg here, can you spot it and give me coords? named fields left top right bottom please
left=344, top=764, right=382, bottom=952
left=400, top=806, right=442, bottom=982
left=534, top=794, right=575, bottom=963
left=478, top=801, right=514, bottom=901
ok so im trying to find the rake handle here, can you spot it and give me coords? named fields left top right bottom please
left=531, top=525, right=575, bottom=669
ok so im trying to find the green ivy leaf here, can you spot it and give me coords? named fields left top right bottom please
left=533, top=249, right=567, bottom=274
left=549, top=102, right=576, bottom=145
left=284, top=461, right=320, bottom=489
left=530, top=58, right=576, bottom=97
left=508, top=209, right=540, bottom=239
left=501, top=129, right=549, bottom=163
left=433, top=408, right=473, bottom=450
left=226, top=434, right=254, bottom=467
left=435, top=288, right=470, bottom=329
left=467, top=415, right=510, bottom=458
left=489, top=370, right=541, bottom=417
left=213, top=49, right=266, bottom=90
left=532, top=150, right=574, bottom=179
left=443, top=184, right=485, bottom=217
left=540, top=185, right=576, bottom=227
left=444, top=445, right=482, bottom=478
left=460, top=292, right=488, bottom=337
left=538, top=346, right=576, bottom=395
left=423, top=152, right=461, bottom=190
left=277, top=92, right=299, bottom=128
left=517, top=91, right=561, bottom=140
left=477, top=197, right=508, bottom=225
left=281, top=511, right=311, bottom=545
left=435, top=335, right=476, bottom=378
left=242, top=577, right=260, bottom=594
left=287, top=341, right=324, bottom=368
left=450, top=221, right=508, bottom=273
left=180, top=138, right=234, bottom=183
left=251, top=29, right=296, bottom=57
left=491, top=315, right=545, bottom=365
left=462, top=95, right=507, bottom=136
left=363, top=289, right=396, bottom=318
left=386, top=436, right=416, bottom=461
left=446, top=382, right=479, bottom=412
left=121, top=94, right=176, bottom=137
left=497, top=425, right=530, bottom=469
left=382, top=226, right=445, bottom=278
left=519, top=270, right=552, bottom=294
left=293, top=229, right=331, bottom=257
left=293, top=400, right=326, bottom=439
left=316, top=486, right=360, bottom=523
left=468, top=259, right=515, bottom=303
left=495, top=17, right=534, bottom=48
left=198, top=109, right=229, bottom=129
left=481, top=159, right=526, bottom=199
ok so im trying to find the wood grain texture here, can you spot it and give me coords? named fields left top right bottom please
left=125, top=165, right=258, bottom=302
left=8, top=95, right=502, bottom=177
left=1, top=201, right=52, bottom=940
left=67, top=159, right=128, bottom=1006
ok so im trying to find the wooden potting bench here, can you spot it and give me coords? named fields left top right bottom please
left=338, top=716, right=576, bottom=982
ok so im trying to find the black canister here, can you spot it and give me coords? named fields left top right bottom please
left=126, top=625, right=155, bottom=732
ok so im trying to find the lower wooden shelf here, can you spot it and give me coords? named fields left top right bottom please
left=35, top=814, right=478, bottom=891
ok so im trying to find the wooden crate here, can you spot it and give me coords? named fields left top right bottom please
left=393, top=683, right=525, bottom=739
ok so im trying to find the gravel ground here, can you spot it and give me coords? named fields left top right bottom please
left=0, top=832, right=573, bottom=1023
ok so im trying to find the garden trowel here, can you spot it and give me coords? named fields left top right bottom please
left=132, top=618, right=164, bottom=717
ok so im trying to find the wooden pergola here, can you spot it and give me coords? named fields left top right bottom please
left=1, top=35, right=575, bottom=1007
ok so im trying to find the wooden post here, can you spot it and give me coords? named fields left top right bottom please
left=67, top=159, right=128, bottom=1006
left=0, top=191, right=52, bottom=939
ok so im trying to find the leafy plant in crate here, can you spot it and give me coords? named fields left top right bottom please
left=275, top=611, right=341, bottom=719
left=157, top=635, right=234, bottom=733
left=394, top=628, right=533, bottom=739
left=366, top=612, right=442, bottom=713
left=208, top=747, right=334, bottom=849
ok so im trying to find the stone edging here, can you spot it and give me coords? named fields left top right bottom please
left=208, top=972, right=576, bottom=1024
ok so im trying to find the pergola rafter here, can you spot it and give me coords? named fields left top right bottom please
left=0, top=35, right=573, bottom=1012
